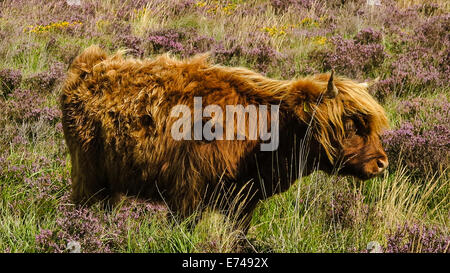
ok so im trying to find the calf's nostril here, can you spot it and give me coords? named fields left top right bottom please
left=377, top=159, right=386, bottom=169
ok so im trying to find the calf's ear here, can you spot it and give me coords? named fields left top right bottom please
left=288, top=70, right=339, bottom=104
left=324, top=70, right=338, bottom=99
left=286, top=70, right=338, bottom=119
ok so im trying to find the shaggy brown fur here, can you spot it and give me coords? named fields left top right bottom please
left=61, top=45, right=389, bottom=233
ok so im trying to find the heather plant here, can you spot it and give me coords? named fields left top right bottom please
left=116, top=34, right=145, bottom=58
left=316, top=29, right=386, bottom=78
left=270, top=0, right=314, bottom=13
left=241, top=39, right=281, bottom=72
left=147, top=28, right=197, bottom=56
left=36, top=197, right=171, bottom=253
left=354, top=27, right=383, bottom=44
left=171, top=0, right=197, bottom=15
left=324, top=185, right=370, bottom=229
left=110, top=20, right=146, bottom=57
left=0, top=68, right=22, bottom=96
left=146, top=28, right=216, bottom=57
left=1, top=88, right=43, bottom=122
left=374, top=47, right=448, bottom=99
left=211, top=40, right=245, bottom=66
left=385, top=222, right=449, bottom=253
left=1, top=88, right=60, bottom=124
left=24, top=62, right=65, bottom=93
left=36, top=202, right=109, bottom=253
left=371, top=1, right=421, bottom=30
left=0, top=149, right=66, bottom=191
left=373, top=13, right=449, bottom=98
left=138, top=27, right=282, bottom=73
left=212, top=33, right=282, bottom=73
left=383, top=96, right=449, bottom=177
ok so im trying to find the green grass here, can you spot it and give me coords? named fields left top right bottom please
left=0, top=160, right=447, bottom=252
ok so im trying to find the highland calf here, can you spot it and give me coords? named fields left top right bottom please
left=61, top=45, right=389, bottom=233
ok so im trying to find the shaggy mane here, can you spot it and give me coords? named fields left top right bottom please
left=69, top=46, right=389, bottom=162
left=197, top=59, right=390, bottom=162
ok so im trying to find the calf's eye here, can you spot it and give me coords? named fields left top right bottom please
left=345, top=119, right=354, bottom=131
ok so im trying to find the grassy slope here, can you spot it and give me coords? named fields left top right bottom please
left=0, top=0, right=448, bottom=253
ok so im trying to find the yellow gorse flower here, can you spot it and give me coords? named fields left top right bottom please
left=260, top=24, right=294, bottom=37
left=96, top=19, right=110, bottom=30
left=196, top=0, right=241, bottom=16
left=300, top=17, right=320, bottom=27
left=222, top=3, right=238, bottom=15
left=24, top=21, right=82, bottom=33
left=261, top=26, right=286, bottom=37
left=313, top=36, right=327, bottom=45
left=133, top=7, right=147, bottom=18
left=195, top=1, right=207, bottom=8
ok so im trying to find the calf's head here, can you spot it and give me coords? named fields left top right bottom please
left=335, top=114, right=389, bottom=180
left=289, top=73, right=389, bottom=180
